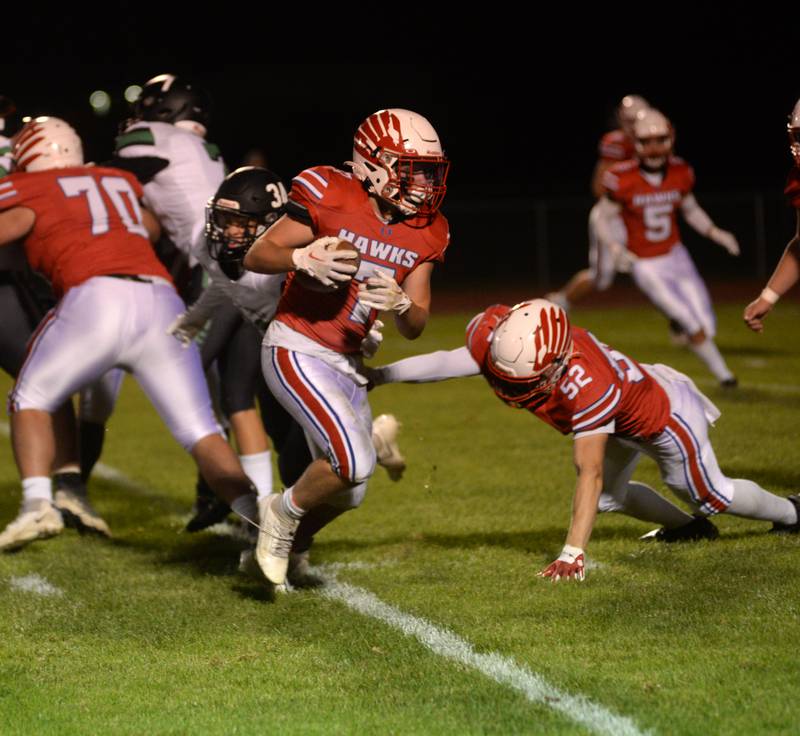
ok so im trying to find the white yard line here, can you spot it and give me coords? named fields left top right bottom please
left=318, top=572, right=647, bottom=736
left=9, top=573, right=63, bottom=596
left=0, top=421, right=640, bottom=732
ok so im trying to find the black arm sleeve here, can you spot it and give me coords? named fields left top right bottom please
left=103, top=156, right=170, bottom=184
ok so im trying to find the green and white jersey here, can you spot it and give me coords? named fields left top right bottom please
left=0, top=133, right=27, bottom=270
left=115, top=121, right=226, bottom=266
left=0, top=134, right=13, bottom=178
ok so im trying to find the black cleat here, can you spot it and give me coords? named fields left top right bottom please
left=640, top=514, right=719, bottom=542
left=185, top=498, right=232, bottom=532
left=720, top=377, right=738, bottom=389
left=770, top=495, right=800, bottom=534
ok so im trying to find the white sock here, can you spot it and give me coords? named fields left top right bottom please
left=281, top=487, right=306, bottom=520
left=22, top=476, right=53, bottom=505
left=239, top=451, right=273, bottom=500
left=689, top=338, right=734, bottom=382
left=727, top=479, right=798, bottom=524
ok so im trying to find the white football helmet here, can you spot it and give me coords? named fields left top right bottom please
left=633, top=109, right=673, bottom=170
left=347, top=108, right=449, bottom=220
left=787, top=97, right=800, bottom=166
left=617, top=94, right=649, bottom=134
left=13, top=116, right=83, bottom=172
left=487, top=299, right=573, bottom=405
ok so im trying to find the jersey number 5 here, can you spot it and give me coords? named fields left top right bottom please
left=58, top=175, right=148, bottom=238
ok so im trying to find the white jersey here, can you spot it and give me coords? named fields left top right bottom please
left=0, top=133, right=13, bottom=177
left=116, top=121, right=226, bottom=265
left=0, top=134, right=27, bottom=271
left=188, top=235, right=285, bottom=335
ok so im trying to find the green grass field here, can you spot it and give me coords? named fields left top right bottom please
left=1, top=301, right=798, bottom=735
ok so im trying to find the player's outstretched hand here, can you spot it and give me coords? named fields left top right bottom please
left=358, top=271, right=412, bottom=314
left=292, top=236, right=358, bottom=287
left=538, top=545, right=586, bottom=583
left=743, top=297, right=772, bottom=333
left=709, top=226, right=740, bottom=256
left=167, top=312, right=204, bottom=347
left=608, top=241, right=638, bottom=272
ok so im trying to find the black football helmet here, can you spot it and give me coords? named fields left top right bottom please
left=133, top=74, right=212, bottom=129
left=206, top=166, right=288, bottom=280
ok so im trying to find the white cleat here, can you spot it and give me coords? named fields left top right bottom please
left=255, top=494, right=299, bottom=585
left=544, top=291, right=570, bottom=313
left=54, top=489, right=112, bottom=537
left=372, top=413, right=406, bottom=481
left=0, top=500, right=64, bottom=552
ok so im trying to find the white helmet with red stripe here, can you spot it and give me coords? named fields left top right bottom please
left=13, top=116, right=83, bottom=172
left=616, top=94, right=650, bottom=134
left=633, top=108, right=673, bottom=170
left=487, top=299, right=573, bottom=405
left=787, top=97, right=800, bottom=166
left=347, top=108, right=449, bottom=220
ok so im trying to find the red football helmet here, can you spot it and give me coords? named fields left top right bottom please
left=788, top=98, right=800, bottom=166
left=13, top=116, right=83, bottom=172
left=348, top=108, right=449, bottom=220
left=487, top=299, right=573, bottom=406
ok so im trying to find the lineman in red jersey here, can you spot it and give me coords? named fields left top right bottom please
left=597, top=108, right=740, bottom=387
left=547, top=94, right=649, bottom=311
left=243, top=108, right=450, bottom=585
left=367, top=299, right=800, bottom=582
left=0, top=117, right=266, bottom=557
left=744, top=97, right=800, bottom=331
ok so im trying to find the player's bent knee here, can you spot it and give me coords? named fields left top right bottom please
left=331, top=444, right=376, bottom=485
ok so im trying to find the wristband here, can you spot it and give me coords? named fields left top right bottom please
left=760, top=287, right=780, bottom=305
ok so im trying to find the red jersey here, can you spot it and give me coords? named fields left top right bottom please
left=0, top=166, right=170, bottom=297
left=784, top=166, right=800, bottom=209
left=274, top=166, right=450, bottom=353
left=602, top=157, right=694, bottom=258
left=598, top=129, right=635, bottom=162
left=466, top=309, right=670, bottom=439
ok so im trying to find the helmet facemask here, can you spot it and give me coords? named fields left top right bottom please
left=348, top=108, right=449, bottom=222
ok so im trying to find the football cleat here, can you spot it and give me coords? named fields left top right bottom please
left=372, top=413, right=406, bottom=481
left=640, top=514, right=719, bottom=543
left=185, top=478, right=231, bottom=532
left=255, top=494, right=300, bottom=585
left=719, top=377, right=739, bottom=390
left=770, top=495, right=800, bottom=534
left=54, top=489, right=112, bottom=537
left=0, top=499, right=64, bottom=552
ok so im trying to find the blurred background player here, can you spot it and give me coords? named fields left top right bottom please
left=596, top=108, right=740, bottom=387
left=0, top=97, right=103, bottom=535
left=368, top=299, right=800, bottom=583
left=243, top=108, right=450, bottom=586
left=0, top=117, right=265, bottom=557
left=744, top=96, right=800, bottom=332
left=169, top=166, right=405, bottom=581
left=547, top=94, right=649, bottom=311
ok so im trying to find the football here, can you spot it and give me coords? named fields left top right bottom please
left=294, top=239, right=361, bottom=293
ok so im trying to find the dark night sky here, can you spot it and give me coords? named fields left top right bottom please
left=4, top=12, right=799, bottom=201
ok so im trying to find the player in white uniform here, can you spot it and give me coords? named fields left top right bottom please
left=0, top=117, right=267, bottom=562
left=595, top=109, right=739, bottom=387
left=78, top=75, right=238, bottom=522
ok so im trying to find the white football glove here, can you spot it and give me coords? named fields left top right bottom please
left=167, top=312, right=205, bottom=348
left=358, top=271, right=412, bottom=314
left=708, top=226, right=740, bottom=256
left=291, top=236, right=358, bottom=287
left=360, top=319, right=384, bottom=359
left=608, top=241, right=638, bottom=273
